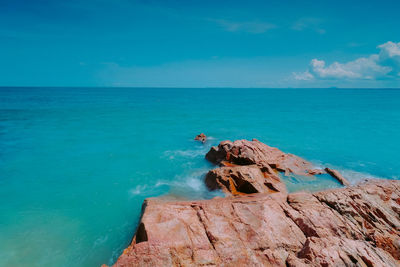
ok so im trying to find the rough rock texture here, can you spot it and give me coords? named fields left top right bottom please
left=205, top=165, right=286, bottom=195
left=206, top=139, right=350, bottom=186
left=111, top=139, right=400, bottom=267
left=325, top=167, right=351, bottom=186
left=113, top=179, right=400, bottom=267
left=205, top=139, right=316, bottom=176
left=194, top=133, right=207, bottom=143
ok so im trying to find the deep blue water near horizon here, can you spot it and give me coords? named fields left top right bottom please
left=0, top=87, right=399, bottom=266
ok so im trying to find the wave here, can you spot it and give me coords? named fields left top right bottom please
left=154, top=168, right=223, bottom=200
left=338, top=169, right=387, bottom=185
left=162, top=145, right=212, bottom=160
left=310, top=159, right=393, bottom=185
left=129, top=185, right=150, bottom=197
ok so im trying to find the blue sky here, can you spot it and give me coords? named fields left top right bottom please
left=1, top=0, right=400, bottom=87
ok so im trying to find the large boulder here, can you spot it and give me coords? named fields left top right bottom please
left=206, top=139, right=318, bottom=176
left=109, top=139, right=399, bottom=266
left=112, top=179, right=400, bottom=266
left=206, top=139, right=352, bottom=187
left=113, top=192, right=305, bottom=267
left=205, top=165, right=287, bottom=195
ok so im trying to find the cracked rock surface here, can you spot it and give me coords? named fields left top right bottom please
left=111, top=140, right=400, bottom=267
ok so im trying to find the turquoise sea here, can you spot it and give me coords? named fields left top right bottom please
left=0, top=87, right=399, bottom=266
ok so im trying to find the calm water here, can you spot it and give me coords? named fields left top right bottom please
left=0, top=87, right=399, bottom=266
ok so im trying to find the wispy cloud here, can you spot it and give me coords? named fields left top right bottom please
left=294, top=41, right=400, bottom=81
left=292, top=17, right=326, bottom=34
left=209, top=19, right=276, bottom=34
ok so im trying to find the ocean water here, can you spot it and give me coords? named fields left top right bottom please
left=0, top=87, right=399, bottom=266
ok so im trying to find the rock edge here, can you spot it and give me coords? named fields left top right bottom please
left=109, top=139, right=400, bottom=267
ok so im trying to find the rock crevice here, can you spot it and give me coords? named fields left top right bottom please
left=110, top=139, right=400, bottom=267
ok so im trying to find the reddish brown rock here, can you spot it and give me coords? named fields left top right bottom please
left=194, top=133, right=207, bottom=143
left=113, top=192, right=305, bottom=267
left=314, top=179, right=400, bottom=260
left=206, top=139, right=355, bottom=190
left=110, top=139, right=399, bottom=266
left=284, top=191, right=364, bottom=240
left=308, top=169, right=326, bottom=175
left=205, top=165, right=286, bottom=195
left=293, top=236, right=398, bottom=266
left=325, top=167, right=351, bottom=186
left=205, top=139, right=317, bottom=176
left=112, top=179, right=400, bottom=266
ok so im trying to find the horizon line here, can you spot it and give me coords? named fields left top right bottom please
left=1, top=86, right=400, bottom=89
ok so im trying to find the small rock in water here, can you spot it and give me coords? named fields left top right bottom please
left=194, top=133, right=207, bottom=143
left=325, top=167, right=351, bottom=186
left=110, top=138, right=400, bottom=267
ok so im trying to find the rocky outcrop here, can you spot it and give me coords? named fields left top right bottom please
left=111, top=139, right=400, bottom=266
left=113, top=179, right=400, bottom=266
left=205, top=165, right=287, bottom=195
left=194, top=133, right=207, bottom=143
left=206, top=139, right=350, bottom=186
left=325, top=167, right=350, bottom=186
left=205, top=139, right=315, bottom=176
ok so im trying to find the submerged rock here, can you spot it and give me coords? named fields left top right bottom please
left=113, top=179, right=400, bottom=266
left=194, top=133, right=207, bottom=143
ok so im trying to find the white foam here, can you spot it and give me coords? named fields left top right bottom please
left=339, top=169, right=384, bottom=184
left=129, top=185, right=148, bottom=196
left=163, top=148, right=209, bottom=159
left=152, top=168, right=223, bottom=199
left=185, top=175, right=204, bottom=192
left=154, top=169, right=207, bottom=192
left=311, top=160, right=389, bottom=185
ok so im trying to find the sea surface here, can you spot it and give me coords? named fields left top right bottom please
left=0, top=87, right=399, bottom=266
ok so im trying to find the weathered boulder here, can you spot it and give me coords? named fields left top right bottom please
left=206, top=139, right=353, bottom=187
left=112, top=179, right=400, bottom=266
left=314, top=179, right=400, bottom=260
left=194, top=133, right=207, bottom=143
left=205, top=139, right=316, bottom=176
left=109, top=139, right=399, bottom=266
left=113, top=192, right=305, bottom=267
left=292, top=236, right=399, bottom=267
left=325, top=167, right=351, bottom=186
left=205, top=165, right=286, bottom=195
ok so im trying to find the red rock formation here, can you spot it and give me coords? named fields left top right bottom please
left=206, top=139, right=352, bottom=186
left=194, top=133, right=207, bottom=143
left=206, top=139, right=318, bottom=176
left=110, top=139, right=400, bottom=267
left=325, top=167, right=351, bottom=186
left=205, top=165, right=286, bottom=195
left=113, top=179, right=400, bottom=266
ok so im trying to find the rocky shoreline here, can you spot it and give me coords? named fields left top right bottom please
left=110, top=139, right=400, bottom=266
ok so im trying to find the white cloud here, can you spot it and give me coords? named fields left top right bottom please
left=209, top=19, right=276, bottom=34
left=294, top=41, right=400, bottom=81
left=377, top=41, right=400, bottom=75
left=293, top=71, right=314, bottom=81
left=292, top=17, right=326, bottom=34
left=379, top=41, right=400, bottom=57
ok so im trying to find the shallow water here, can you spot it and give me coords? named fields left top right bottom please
left=0, top=87, right=399, bottom=266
